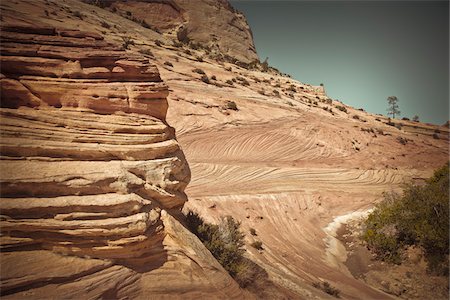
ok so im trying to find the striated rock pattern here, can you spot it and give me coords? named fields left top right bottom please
left=0, top=25, right=245, bottom=299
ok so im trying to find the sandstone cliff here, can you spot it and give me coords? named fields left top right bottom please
left=0, top=24, right=246, bottom=299
left=88, top=0, right=259, bottom=64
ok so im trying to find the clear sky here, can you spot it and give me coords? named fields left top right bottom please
left=230, top=0, right=449, bottom=124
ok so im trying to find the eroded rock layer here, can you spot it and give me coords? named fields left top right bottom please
left=0, top=25, right=245, bottom=299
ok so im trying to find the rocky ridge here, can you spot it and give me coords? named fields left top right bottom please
left=0, top=24, right=246, bottom=298
left=84, top=0, right=259, bottom=64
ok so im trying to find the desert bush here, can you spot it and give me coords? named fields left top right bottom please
left=352, top=115, right=360, bottom=120
left=172, top=40, right=183, bottom=48
left=287, top=101, right=294, bottom=106
left=186, top=211, right=265, bottom=287
left=335, top=105, right=347, bottom=113
left=273, top=90, right=280, bottom=97
left=433, top=133, right=439, bottom=139
left=312, top=281, right=341, bottom=298
left=225, top=79, right=233, bottom=85
left=200, top=74, right=210, bottom=84
left=121, top=36, right=134, bottom=49
left=396, top=136, right=407, bottom=145
left=192, top=68, right=205, bottom=75
left=402, top=117, right=410, bottom=121
left=226, top=101, right=238, bottom=111
left=251, top=240, right=263, bottom=250
left=210, top=75, right=217, bottom=80
left=73, top=10, right=84, bottom=19
left=100, top=20, right=110, bottom=29
left=163, top=61, right=173, bottom=67
left=196, top=56, right=204, bottom=62
left=138, top=48, right=153, bottom=57
left=154, top=40, right=163, bottom=47
left=250, top=228, right=257, bottom=236
left=362, top=163, right=449, bottom=274
left=287, top=84, right=296, bottom=92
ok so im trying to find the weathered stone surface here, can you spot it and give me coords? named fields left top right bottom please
left=106, top=0, right=259, bottom=64
left=0, top=23, right=246, bottom=299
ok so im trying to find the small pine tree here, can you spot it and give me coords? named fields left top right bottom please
left=387, top=96, right=400, bottom=119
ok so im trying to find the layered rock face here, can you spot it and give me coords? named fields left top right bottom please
left=101, top=0, right=259, bottom=64
left=0, top=25, right=244, bottom=299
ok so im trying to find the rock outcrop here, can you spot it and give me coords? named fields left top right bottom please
left=0, top=25, right=245, bottom=299
left=94, top=0, right=259, bottom=64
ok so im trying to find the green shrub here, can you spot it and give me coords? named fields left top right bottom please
left=335, top=105, right=347, bottom=113
left=138, top=48, right=153, bottom=57
left=100, top=21, right=110, bottom=29
left=312, top=281, right=341, bottom=298
left=200, top=74, right=210, bottom=84
left=73, top=10, right=84, bottom=19
left=192, top=68, right=205, bottom=75
left=186, top=211, right=264, bottom=287
left=251, top=240, right=263, bottom=250
left=362, top=163, right=449, bottom=274
left=121, top=36, right=134, bottom=49
left=226, top=101, right=238, bottom=111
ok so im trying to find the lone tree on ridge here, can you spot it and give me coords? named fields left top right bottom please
left=387, top=96, right=400, bottom=119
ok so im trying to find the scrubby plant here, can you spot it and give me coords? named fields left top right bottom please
left=396, top=136, right=407, bottom=145
left=250, top=228, right=257, bottom=236
left=138, top=48, right=153, bottom=57
left=100, top=20, right=110, bottom=29
left=312, top=281, right=341, bottom=298
left=251, top=240, right=263, bottom=250
left=226, top=101, right=238, bottom=111
left=185, top=211, right=265, bottom=287
left=225, top=79, right=233, bottom=85
left=362, top=163, right=449, bottom=274
left=335, top=105, right=347, bottom=113
left=163, top=61, right=173, bottom=67
left=211, top=75, right=217, bottom=80
left=154, top=40, right=163, bottom=47
left=287, top=84, right=296, bottom=92
left=121, top=36, right=134, bottom=49
left=192, top=68, right=205, bottom=75
left=73, top=10, right=84, bottom=19
left=200, top=74, right=210, bottom=84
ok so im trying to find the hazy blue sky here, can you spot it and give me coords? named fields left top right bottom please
left=230, top=0, right=449, bottom=124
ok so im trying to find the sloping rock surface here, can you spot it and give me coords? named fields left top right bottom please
left=0, top=25, right=245, bottom=299
left=101, top=0, right=259, bottom=64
